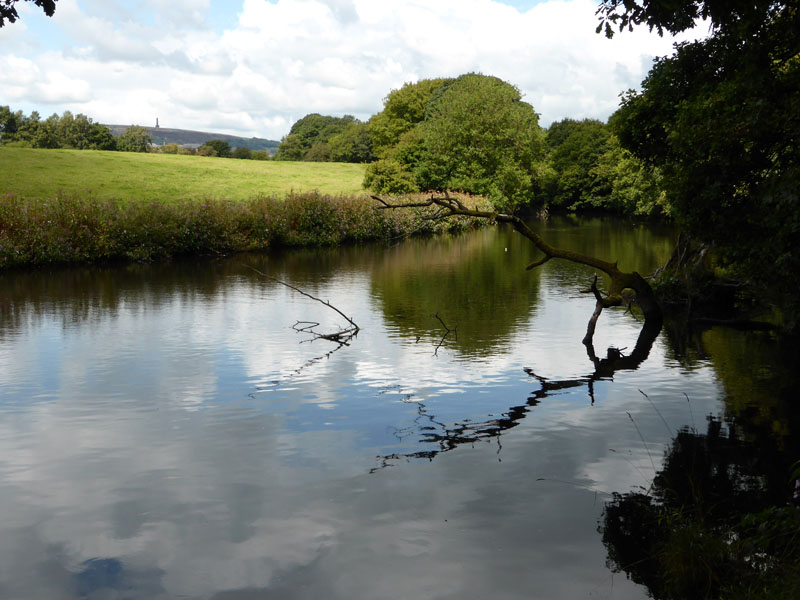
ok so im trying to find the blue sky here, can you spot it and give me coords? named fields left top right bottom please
left=0, top=0, right=697, bottom=139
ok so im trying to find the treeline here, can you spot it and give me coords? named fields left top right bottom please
left=275, top=74, right=666, bottom=217
left=0, top=106, right=154, bottom=152
left=162, top=139, right=271, bottom=160
left=0, top=107, right=271, bottom=159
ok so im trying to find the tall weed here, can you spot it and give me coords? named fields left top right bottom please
left=0, top=192, right=491, bottom=268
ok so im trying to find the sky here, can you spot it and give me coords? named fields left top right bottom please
left=0, top=0, right=701, bottom=140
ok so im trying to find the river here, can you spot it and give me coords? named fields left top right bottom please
left=0, top=217, right=794, bottom=599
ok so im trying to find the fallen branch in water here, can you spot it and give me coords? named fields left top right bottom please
left=243, top=264, right=361, bottom=393
left=244, top=264, right=360, bottom=345
left=433, top=312, right=457, bottom=356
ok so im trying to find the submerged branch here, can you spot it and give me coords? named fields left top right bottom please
left=433, top=312, right=457, bottom=356
left=243, top=264, right=361, bottom=391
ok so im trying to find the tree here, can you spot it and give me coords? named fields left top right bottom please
left=117, top=125, right=152, bottom=153
left=366, top=74, right=546, bottom=211
left=367, top=78, right=452, bottom=157
left=603, top=1, right=800, bottom=303
left=329, top=121, right=375, bottom=163
left=274, top=113, right=358, bottom=161
left=589, top=134, right=667, bottom=216
left=202, top=139, right=231, bottom=158
left=544, top=118, right=613, bottom=210
left=196, top=144, right=217, bottom=157
left=417, top=74, right=546, bottom=210
left=231, top=146, right=252, bottom=159
left=274, top=133, right=303, bottom=160
left=0, top=105, right=20, bottom=140
left=303, top=142, right=331, bottom=162
left=30, top=113, right=60, bottom=148
left=0, top=0, right=56, bottom=27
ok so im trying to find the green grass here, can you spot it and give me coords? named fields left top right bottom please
left=0, top=147, right=367, bottom=201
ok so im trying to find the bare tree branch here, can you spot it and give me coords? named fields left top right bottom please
left=244, top=264, right=359, bottom=337
left=433, top=312, right=457, bottom=356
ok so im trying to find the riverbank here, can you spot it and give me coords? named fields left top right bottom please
left=0, top=192, right=491, bottom=269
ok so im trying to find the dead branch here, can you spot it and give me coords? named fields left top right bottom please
left=243, top=264, right=361, bottom=393
left=433, top=312, right=457, bottom=356
left=244, top=264, right=360, bottom=341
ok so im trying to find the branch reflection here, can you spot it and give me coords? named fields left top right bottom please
left=372, top=318, right=662, bottom=471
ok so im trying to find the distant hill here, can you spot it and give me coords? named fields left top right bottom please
left=105, top=125, right=280, bottom=152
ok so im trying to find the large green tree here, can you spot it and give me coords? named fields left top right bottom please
left=365, top=74, right=546, bottom=210
left=0, top=0, right=56, bottom=27
left=116, top=125, right=152, bottom=153
left=202, top=139, right=232, bottom=158
left=544, top=118, right=613, bottom=210
left=367, top=78, right=452, bottom=157
left=415, top=74, right=545, bottom=210
left=328, top=121, right=375, bottom=163
left=604, top=1, right=800, bottom=296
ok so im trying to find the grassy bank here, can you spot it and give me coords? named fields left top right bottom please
left=0, top=192, right=490, bottom=269
left=0, top=147, right=366, bottom=201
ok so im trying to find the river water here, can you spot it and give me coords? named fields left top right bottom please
left=0, top=217, right=793, bottom=599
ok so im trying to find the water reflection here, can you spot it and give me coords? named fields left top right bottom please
left=601, top=320, right=800, bottom=599
left=2, top=218, right=782, bottom=599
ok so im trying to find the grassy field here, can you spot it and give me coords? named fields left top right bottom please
left=0, top=147, right=367, bottom=201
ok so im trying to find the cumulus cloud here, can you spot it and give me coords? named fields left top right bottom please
left=1, top=0, right=700, bottom=138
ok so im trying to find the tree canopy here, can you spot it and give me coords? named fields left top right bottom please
left=116, top=125, right=152, bottom=153
left=202, top=139, right=232, bottom=158
left=0, top=0, right=56, bottom=27
left=1, top=107, right=117, bottom=150
left=367, top=78, right=452, bottom=157
left=365, top=74, right=546, bottom=210
left=275, top=113, right=361, bottom=161
left=609, top=1, right=800, bottom=294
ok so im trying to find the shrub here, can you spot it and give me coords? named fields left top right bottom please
left=196, top=145, right=217, bottom=157
left=0, top=192, right=493, bottom=269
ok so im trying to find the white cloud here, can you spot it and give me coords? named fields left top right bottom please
left=1, top=0, right=700, bottom=139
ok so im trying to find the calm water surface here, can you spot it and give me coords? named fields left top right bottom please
left=0, top=218, right=790, bottom=599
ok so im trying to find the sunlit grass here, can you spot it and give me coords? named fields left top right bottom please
left=0, top=147, right=367, bottom=201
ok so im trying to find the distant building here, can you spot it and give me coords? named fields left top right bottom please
left=155, top=118, right=160, bottom=128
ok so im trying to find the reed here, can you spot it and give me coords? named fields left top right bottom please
left=0, top=192, right=490, bottom=268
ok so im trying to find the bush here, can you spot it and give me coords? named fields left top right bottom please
left=232, top=146, right=252, bottom=159
left=196, top=145, right=217, bottom=157
left=0, top=192, right=493, bottom=268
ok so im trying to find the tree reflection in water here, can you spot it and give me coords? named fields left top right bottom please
left=601, top=417, right=800, bottom=600
left=372, top=313, right=662, bottom=471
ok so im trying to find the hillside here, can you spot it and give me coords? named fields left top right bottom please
left=105, top=124, right=280, bottom=152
